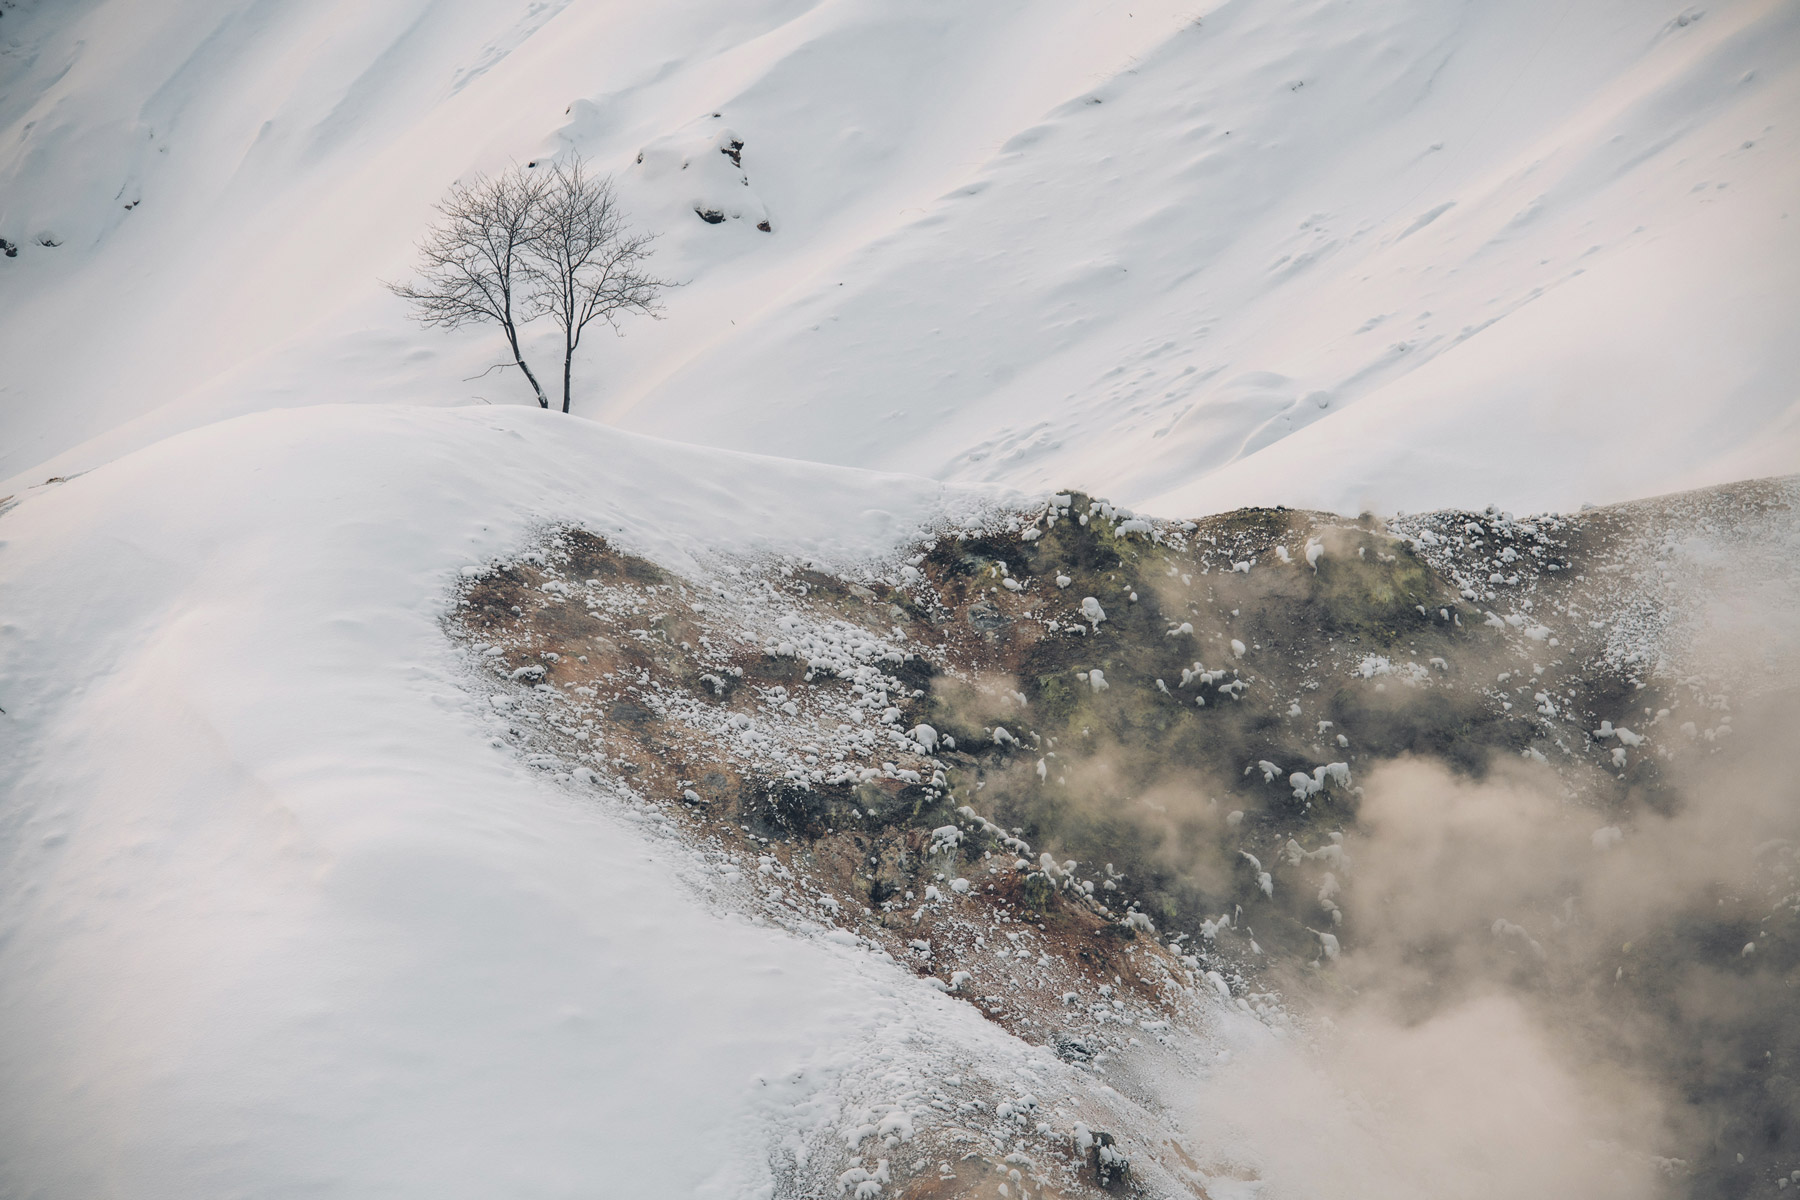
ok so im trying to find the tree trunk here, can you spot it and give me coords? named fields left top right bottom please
left=561, top=329, right=575, bottom=414
left=504, top=319, right=549, bottom=408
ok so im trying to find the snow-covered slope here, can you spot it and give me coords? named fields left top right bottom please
left=3, top=0, right=1795, bottom=511
left=0, top=404, right=1040, bottom=1197
left=4, top=5, right=1797, bottom=1195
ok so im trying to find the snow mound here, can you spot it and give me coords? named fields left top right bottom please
left=0, top=405, right=1036, bottom=1197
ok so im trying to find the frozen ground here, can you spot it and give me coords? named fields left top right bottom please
left=2, top=0, right=1796, bottom=511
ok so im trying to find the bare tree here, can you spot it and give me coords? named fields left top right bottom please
left=388, top=167, right=551, bottom=407
left=525, top=158, right=673, bottom=414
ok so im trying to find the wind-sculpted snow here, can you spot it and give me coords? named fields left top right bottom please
left=2, top=0, right=1796, bottom=514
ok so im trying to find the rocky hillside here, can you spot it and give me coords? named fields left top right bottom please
left=452, top=474, right=1800, bottom=1199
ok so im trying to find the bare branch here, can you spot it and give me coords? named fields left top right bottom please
left=387, top=167, right=553, bottom=408
left=524, top=157, right=677, bottom=413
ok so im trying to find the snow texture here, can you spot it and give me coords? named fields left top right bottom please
left=0, top=406, right=1034, bottom=1198
left=2, top=0, right=1797, bottom=515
